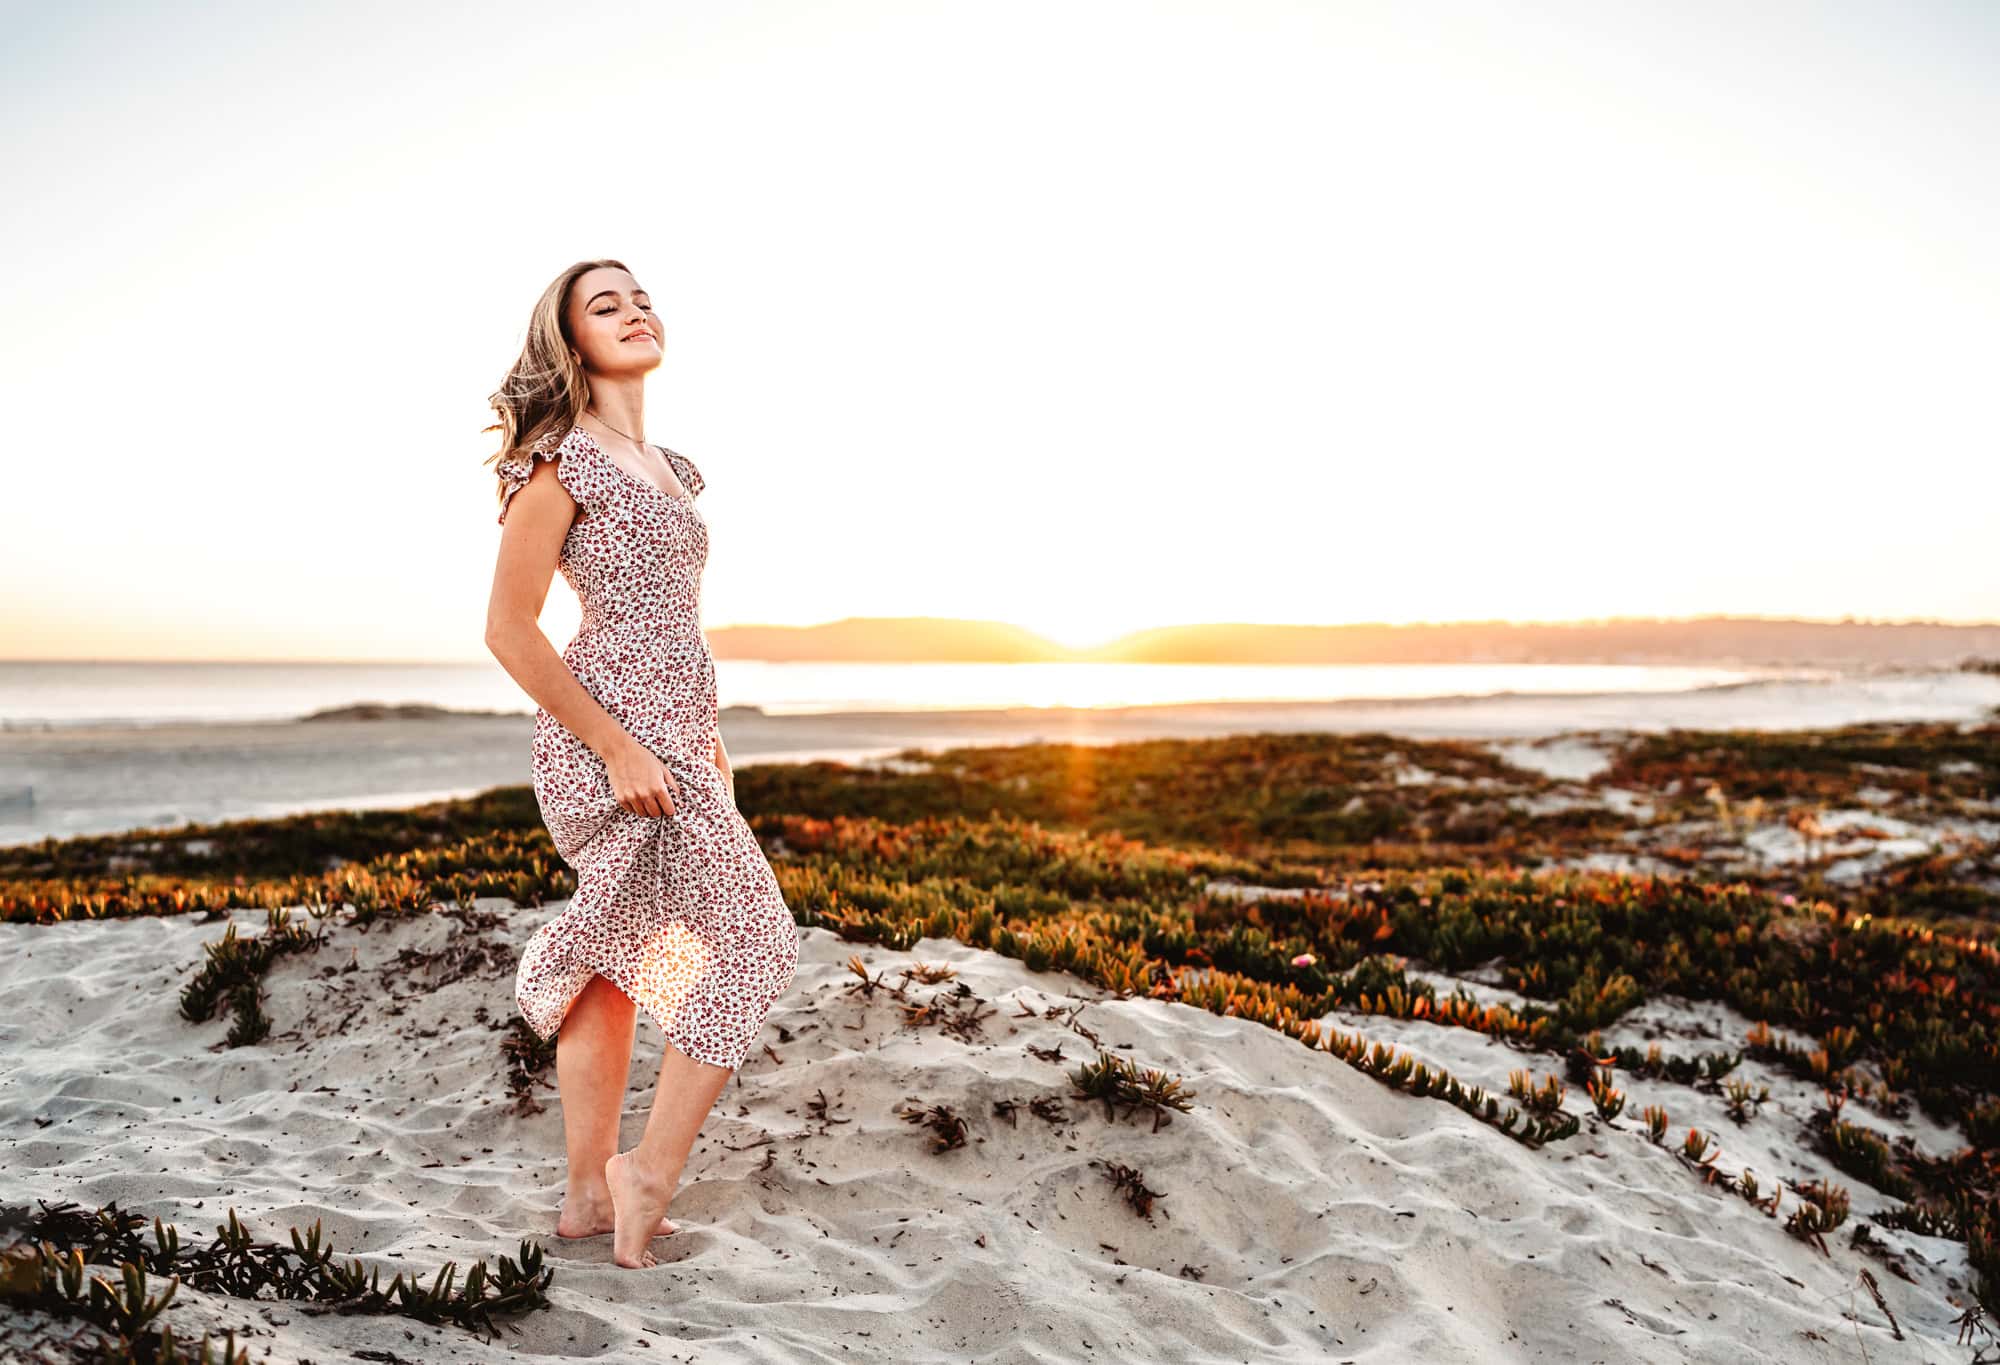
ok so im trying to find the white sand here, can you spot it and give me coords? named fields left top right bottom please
left=0, top=896, right=1982, bottom=1362
left=1487, top=733, right=1621, bottom=783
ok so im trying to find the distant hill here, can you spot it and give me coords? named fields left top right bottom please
left=708, top=615, right=2000, bottom=668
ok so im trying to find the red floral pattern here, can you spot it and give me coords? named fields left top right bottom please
left=497, top=424, right=798, bottom=1070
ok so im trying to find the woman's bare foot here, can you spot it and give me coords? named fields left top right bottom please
left=556, top=1182, right=676, bottom=1240
left=604, top=1149, right=682, bottom=1268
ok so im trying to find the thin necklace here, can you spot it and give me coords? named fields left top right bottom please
left=585, top=407, right=644, bottom=447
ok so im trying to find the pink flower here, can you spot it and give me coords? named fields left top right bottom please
left=1781, top=894, right=1797, bottom=907
left=1292, top=953, right=1316, bottom=968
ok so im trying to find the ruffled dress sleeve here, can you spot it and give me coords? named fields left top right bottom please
left=662, top=447, right=704, bottom=500
left=496, top=431, right=582, bottom=525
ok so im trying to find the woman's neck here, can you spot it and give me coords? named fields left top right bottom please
left=584, top=400, right=647, bottom=447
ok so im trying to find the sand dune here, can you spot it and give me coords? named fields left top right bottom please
left=0, top=894, right=1976, bottom=1362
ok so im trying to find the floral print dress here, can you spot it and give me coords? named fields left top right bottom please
left=495, top=424, right=799, bottom=1070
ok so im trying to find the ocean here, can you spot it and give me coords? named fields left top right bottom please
left=0, top=658, right=1851, bottom=729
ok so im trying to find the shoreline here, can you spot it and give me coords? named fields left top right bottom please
left=3, top=667, right=1995, bottom=846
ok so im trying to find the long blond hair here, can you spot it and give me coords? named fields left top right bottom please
left=483, top=258, right=631, bottom=504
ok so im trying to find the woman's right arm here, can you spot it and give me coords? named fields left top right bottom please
left=484, top=456, right=681, bottom=819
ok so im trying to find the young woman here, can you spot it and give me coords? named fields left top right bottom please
left=483, top=259, right=800, bottom=1270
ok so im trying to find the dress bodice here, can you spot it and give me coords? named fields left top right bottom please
left=496, top=423, right=717, bottom=761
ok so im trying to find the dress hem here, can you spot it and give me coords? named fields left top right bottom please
left=526, top=940, right=756, bottom=1073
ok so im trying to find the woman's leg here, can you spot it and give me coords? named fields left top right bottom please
left=552, top=974, right=677, bottom=1238
left=604, top=1042, right=733, bottom=1268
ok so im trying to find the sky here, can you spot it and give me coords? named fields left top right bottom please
left=2, top=0, right=1995, bottom=661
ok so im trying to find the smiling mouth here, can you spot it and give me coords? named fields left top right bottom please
left=623, top=333, right=657, bottom=343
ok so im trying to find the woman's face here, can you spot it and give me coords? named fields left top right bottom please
left=567, top=268, right=663, bottom=374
